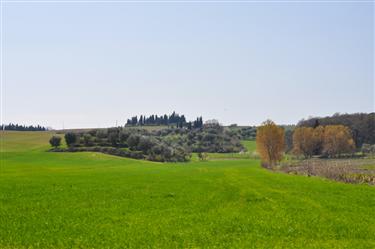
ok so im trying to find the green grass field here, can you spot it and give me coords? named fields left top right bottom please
left=1, top=131, right=374, bottom=248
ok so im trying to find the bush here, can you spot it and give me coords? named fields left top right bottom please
left=64, top=132, right=77, bottom=147
left=108, top=132, right=119, bottom=147
left=49, top=136, right=61, bottom=148
left=198, top=152, right=207, bottom=161
left=83, top=134, right=94, bottom=146
left=361, top=144, right=375, bottom=155
left=96, top=129, right=108, bottom=139
left=127, top=134, right=140, bottom=150
left=119, top=130, right=131, bottom=144
left=137, top=136, right=155, bottom=153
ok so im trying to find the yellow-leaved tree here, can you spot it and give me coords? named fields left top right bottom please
left=312, top=125, right=325, bottom=155
left=323, top=125, right=355, bottom=157
left=256, top=120, right=285, bottom=166
left=292, top=127, right=315, bottom=158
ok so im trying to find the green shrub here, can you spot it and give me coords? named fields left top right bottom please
left=64, top=132, right=77, bottom=147
left=49, top=136, right=61, bottom=148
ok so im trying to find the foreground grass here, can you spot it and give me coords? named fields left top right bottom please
left=1, top=131, right=374, bottom=248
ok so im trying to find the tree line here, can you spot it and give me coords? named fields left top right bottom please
left=48, top=112, right=373, bottom=165
left=1, top=123, right=47, bottom=131
left=126, top=112, right=203, bottom=129
left=298, top=112, right=374, bottom=147
left=256, top=121, right=359, bottom=167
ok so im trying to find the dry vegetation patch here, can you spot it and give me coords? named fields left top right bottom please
left=280, top=158, right=375, bottom=185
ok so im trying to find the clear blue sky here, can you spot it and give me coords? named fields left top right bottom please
left=2, top=1, right=374, bottom=128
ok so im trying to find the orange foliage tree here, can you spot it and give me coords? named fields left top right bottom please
left=256, top=120, right=285, bottom=166
left=312, top=126, right=324, bottom=155
left=323, top=125, right=355, bottom=157
left=293, top=126, right=325, bottom=158
left=292, top=127, right=315, bottom=158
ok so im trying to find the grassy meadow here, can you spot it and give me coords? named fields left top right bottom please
left=1, top=131, right=374, bottom=248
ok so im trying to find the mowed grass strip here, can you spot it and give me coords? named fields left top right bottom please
left=0, top=131, right=374, bottom=249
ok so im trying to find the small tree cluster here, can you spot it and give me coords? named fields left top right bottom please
left=298, top=112, right=374, bottom=147
left=192, top=117, right=203, bottom=129
left=126, top=111, right=203, bottom=129
left=293, top=125, right=354, bottom=158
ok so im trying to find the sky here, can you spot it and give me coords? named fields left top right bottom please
left=1, top=1, right=374, bottom=129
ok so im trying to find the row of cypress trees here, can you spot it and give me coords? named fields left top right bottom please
left=1, top=123, right=47, bottom=131
left=126, top=112, right=203, bottom=129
